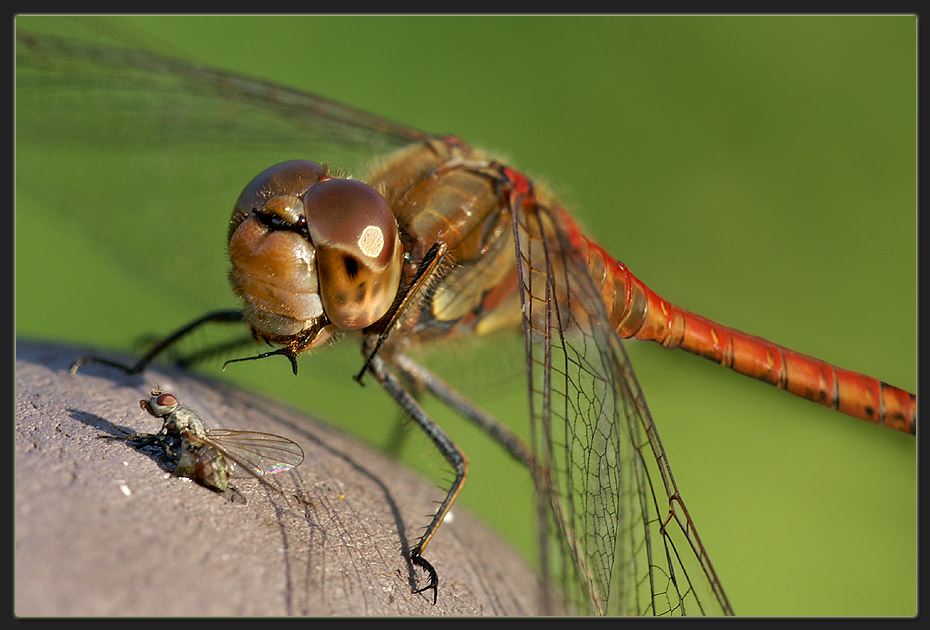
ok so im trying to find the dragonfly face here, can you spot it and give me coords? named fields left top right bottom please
left=228, top=160, right=403, bottom=356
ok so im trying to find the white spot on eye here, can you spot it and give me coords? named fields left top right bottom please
left=357, top=225, right=384, bottom=258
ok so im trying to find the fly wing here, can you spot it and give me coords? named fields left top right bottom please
left=204, top=429, right=305, bottom=477
left=510, top=194, right=733, bottom=615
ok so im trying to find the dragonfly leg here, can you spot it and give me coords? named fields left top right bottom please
left=70, top=309, right=244, bottom=375
left=365, top=351, right=468, bottom=605
left=163, top=334, right=256, bottom=370
left=391, top=353, right=534, bottom=469
left=355, top=242, right=447, bottom=384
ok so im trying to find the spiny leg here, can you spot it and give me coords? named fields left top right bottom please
left=391, top=352, right=533, bottom=469
left=365, top=351, right=468, bottom=605
left=70, top=309, right=244, bottom=375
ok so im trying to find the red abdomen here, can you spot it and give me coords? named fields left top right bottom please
left=556, top=207, right=916, bottom=435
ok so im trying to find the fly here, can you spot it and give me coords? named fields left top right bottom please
left=124, top=388, right=305, bottom=492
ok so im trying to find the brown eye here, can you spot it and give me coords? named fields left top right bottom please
left=228, top=160, right=326, bottom=241
left=303, top=179, right=403, bottom=330
left=142, top=391, right=180, bottom=417
left=228, top=161, right=334, bottom=340
left=156, top=393, right=178, bottom=408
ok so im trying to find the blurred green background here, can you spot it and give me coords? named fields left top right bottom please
left=15, top=15, right=916, bottom=616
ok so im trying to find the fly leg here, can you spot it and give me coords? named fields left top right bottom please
left=70, top=309, right=244, bottom=375
left=365, top=350, right=467, bottom=605
left=97, top=424, right=156, bottom=445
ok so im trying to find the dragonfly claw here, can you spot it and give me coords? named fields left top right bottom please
left=411, top=553, right=438, bottom=605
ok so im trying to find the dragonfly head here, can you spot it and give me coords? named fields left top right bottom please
left=227, top=160, right=403, bottom=353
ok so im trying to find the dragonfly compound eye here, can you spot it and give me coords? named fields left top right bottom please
left=302, top=178, right=403, bottom=330
left=228, top=161, right=330, bottom=338
left=228, top=160, right=326, bottom=240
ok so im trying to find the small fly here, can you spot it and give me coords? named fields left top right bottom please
left=123, top=388, right=305, bottom=492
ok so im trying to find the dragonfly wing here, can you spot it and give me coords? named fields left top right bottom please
left=204, top=429, right=305, bottom=477
left=16, top=23, right=425, bottom=159
left=511, top=197, right=733, bottom=615
left=16, top=21, right=427, bottom=315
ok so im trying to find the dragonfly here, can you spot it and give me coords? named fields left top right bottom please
left=16, top=18, right=916, bottom=615
left=126, top=388, right=305, bottom=492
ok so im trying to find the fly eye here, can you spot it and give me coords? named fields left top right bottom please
left=143, top=392, right=180, bottom=417
left=303, top=179, right=403, bottom=330
left=228, top=160, right=326, bottom=241
left=156, top=393, right=178, bottom=408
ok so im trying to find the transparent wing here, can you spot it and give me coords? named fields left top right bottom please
left=16, top=23, right=425, bottom=157
left=204, top=429, right=305, bottom=477
left=511, top=195, right=733, bottom=615
left=16, top=20, right=427, bottom=314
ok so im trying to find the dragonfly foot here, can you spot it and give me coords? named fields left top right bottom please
left=411, top=552, right=438, bottom=605
left=69, top=355, right=139, bottom=375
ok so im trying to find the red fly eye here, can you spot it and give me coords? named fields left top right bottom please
left=302, top=179, right=402, bottom=330
left=156, top=393, right=177, bottom=408
left=229, top=160, right=326, bottom=240
left=143, top=390, right=180, bottom=417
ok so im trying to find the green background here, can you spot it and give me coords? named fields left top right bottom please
left=15, top=15, right=916, bottom=616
